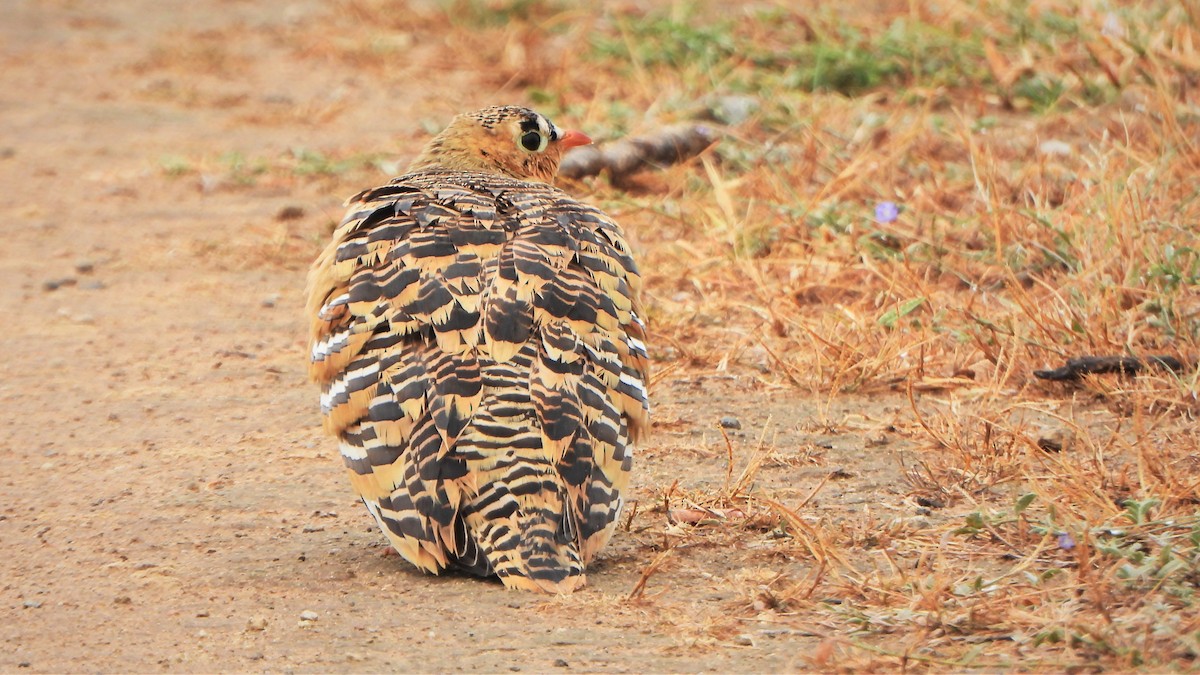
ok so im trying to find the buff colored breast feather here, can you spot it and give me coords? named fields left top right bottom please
left=305, top=106, right=650, bottom=593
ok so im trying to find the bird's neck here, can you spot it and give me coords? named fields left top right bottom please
left=404, top=136, right=558, bottom=183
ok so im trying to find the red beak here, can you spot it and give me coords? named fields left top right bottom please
left=558, top=129, right=592, bottom=149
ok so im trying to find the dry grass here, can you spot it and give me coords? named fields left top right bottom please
left=182, top=0, right=1200, bottom=668
left=560, top=1, right=1196, bottom=668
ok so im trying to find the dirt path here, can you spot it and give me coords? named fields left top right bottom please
left=0, top=2, right=928, bottom=671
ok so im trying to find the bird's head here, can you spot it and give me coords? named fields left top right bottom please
left=406, top=106, right=592, bottom=183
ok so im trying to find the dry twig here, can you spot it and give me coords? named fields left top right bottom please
left=559, top=123, right=717, bottom=183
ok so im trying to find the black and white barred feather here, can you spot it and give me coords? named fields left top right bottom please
left=307, top=164, right=648, bottom=593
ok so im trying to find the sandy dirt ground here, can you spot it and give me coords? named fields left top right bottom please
left=0, top=2, right=933, bottom=671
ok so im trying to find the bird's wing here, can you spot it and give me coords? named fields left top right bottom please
left=306, top=170, right=648, bottom=589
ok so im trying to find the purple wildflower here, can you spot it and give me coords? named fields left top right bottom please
left=1057, top=532, right=1076, bottom=551
left=875, top=201, right=899, bottom=223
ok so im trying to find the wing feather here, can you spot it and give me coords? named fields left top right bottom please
left=306, top=168, right=648, bottom=592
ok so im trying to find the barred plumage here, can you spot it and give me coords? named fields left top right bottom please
left=306, top=107, right=649, bottom=593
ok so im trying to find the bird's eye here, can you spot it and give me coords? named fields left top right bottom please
left=520, top=130, right=546, bottom=152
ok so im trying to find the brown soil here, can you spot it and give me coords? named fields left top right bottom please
left=2, top=2, right=933, bottom=671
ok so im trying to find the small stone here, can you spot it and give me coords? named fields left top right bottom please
left=246, top=616, right=268, bottom=632
left=42, top=277, right=77, bottom=292
left=347, top=653, right=366, bottom=662
left=302, top=525, right=324, bottom=533
left=708, top=95, right=760, bottom=125
left=299, top=610, right=319, bottom=621
left=17, top=662, right=30, bottom=668
left=276, top=205, right=305, bottom=221
left=74, top=261, right=95, bottom=274
left=114, top=596, right=132, bottom=605
left=718, top=416, right=741, bottom=430
left=199, top=173, right=223, bottom=193
left=196, top=610, right=210, bottom=617
left=916, top=495, right=945, bottom=509
left=553, top=659, right=569, bottom=668
left=734, top=633, right=755, bottom=646
left=23, top=600, right=42, bottom=609
left=247, top=653, right=265, bottom=661
left=196, top=630, right=208, bottom=638
left=1038, top=139, right=1072, bottom=157
left=1037, top=428, right=1075, bottom=453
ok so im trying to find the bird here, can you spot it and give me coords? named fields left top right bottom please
left=305, top=106, right=650, bottom=593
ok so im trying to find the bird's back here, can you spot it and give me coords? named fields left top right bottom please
left=306, top=169, right=649, bottom=592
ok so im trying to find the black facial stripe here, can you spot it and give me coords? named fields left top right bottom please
left=519, top=117, right=540, bottom=133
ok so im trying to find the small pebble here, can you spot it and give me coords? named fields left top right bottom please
left=23, top=600, right=41, bottom=609
left=246, top=616, right=268, bottom=632
left=904, top=516, right=932, bottom=530
left=708, top=95, right=760, bottom=125
left=75, top=261, right=95, bottom=274
left=18, top=662, right=30, bottom=668
left=734, top=633, right=755, bottom=646
left=114, top=596, right=132, bottom=605
left=1037, top=428, right=1074, bottom=453
left=43, top=277, right=77, bottom=292
left=718, top=416, right=741, bottom=430
left=276, top=205, right=306, bottom=221
left=199, top=173, right=222, bottom=193
left=553, top=658, right=570, bottom=668
left=299, top=610, right=319, bottom=621
left=1038, top=139, right=1072, bottom=157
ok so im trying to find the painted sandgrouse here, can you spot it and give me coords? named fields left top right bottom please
left=306, top=106, right=649, bottom=593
